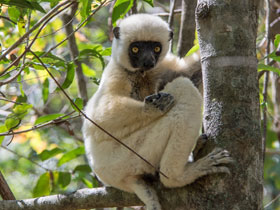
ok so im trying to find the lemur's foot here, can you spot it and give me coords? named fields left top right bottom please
left=194, top=147, right=234, bottom=176
left=193, top=134, right=208, bottom=158
left=145, top=92, right=175, bottom=113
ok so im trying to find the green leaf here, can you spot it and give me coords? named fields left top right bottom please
left=274, top=34, right=280, bottom=48
left=35, top=113, right=64, bottom=125
left=79, top=48, right=105, bottom=70
left=101, top=47, right=112, bottom=56
left=71, top=98, right=84, bottom=112
left=5, top=117, right=20, bottom=130
left=186, top=44, right=199, bottom=57
left=80, top=0, right=93, bottom=20
left=61, top=63, right=75, bottom=89
left=39, top=148, right=64, bottom=161
left=258, top=64, right=280, bottom=75
left=57, top=146, right=85, bottom=167
left=0, top=125, right=8, bottom=144
left=82, top=177, right=93, bottom=188
left=82, top=63, right=96, bottom=77
left=13, top=103, right=32, bottom=115
left=42, top=78, right=49, bottom=103
left=112, top=0, right=134, bottom=26
left=268, top=51, right=280, bottom=62
left=7, top=6, right=20, bottom=23
left=143, top=0, right=154, bottom=7
left=33, top=172, right=51, bottom=197
left=0, top=0, right=45, bottom=13
left=58, top=172, right=71, bottom=188
left=73, top=164, right=92, bottom=173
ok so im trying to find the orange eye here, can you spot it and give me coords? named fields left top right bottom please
left=154, top=46, right=161, bottom=53
left=132, top=47, right=139, bottom=53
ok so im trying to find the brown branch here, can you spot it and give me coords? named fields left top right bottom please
left=42, top=0, right=109, bottom=57
left=177, top=0, right=197, bottom=57
left=29, top=49, right=168, bottom=179
left=0, top=16, right=16, bottom=25
left=262, top=0, right=271, bottom=161
left=62, top=3, right=88, bottom=104
left=168, top=0, right=177, bottom=52
left=0, top=0, right=73, bottom=62
left=0, top=1, right=74, bottom=80
left=0, top=171, right=15, bottom=200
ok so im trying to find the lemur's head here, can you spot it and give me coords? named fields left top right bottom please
left=112, top=14, right=172, bottom=73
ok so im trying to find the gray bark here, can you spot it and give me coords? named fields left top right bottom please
left=177, top=0, right=197, bottom=57
left=195, top=0, right=263, bottom=209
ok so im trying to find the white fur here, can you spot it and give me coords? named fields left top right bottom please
left=83, top=14, right=231, bottom=210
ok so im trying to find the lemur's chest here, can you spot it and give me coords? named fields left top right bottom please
left=127, top=72, right=155, bottom=101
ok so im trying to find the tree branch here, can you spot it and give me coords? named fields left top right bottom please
left=62, top=2, right=88, bottom=104
left=0, top=187, right=142, bottom=210
left=177, top=0, right=197, bottom=57
left=0, top=171, right=15, bottom=200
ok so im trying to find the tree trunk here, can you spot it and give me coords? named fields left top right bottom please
left=193, top=0, right=263, bottom=209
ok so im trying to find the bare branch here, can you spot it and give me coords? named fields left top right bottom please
left=262, top=0, right=271, bottom=160
left=177, top=0, right=197, bottom=57
left=0, top=171, right=16, bottom=200
left=0, top=187, right=142, bottom=210
left=0, top=113, right=80, bottom=137
left=0, top=0, right=73, bottom=62
left=168, top=0, right=177, bottom=52
left=0, top=16, right=16, bottom=25
left=62, top=3, right=88, bottom=104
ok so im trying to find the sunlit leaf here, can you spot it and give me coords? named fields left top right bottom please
left=39, top=147, right=65, bottom=161
left=81, top=0, right=93, bottom=20
left=7, top=6, right=20, bottom=23
left=274, top=34, right=280, bottom=49
left=0, top=125, right=8, bottom=144
left=5, top=117, right=20, bottom=130
left=112, top=0, right=134, bottom=26
left=82, top=63, right=96, bottom=77
left=33, top=172, right=51, bottom=197
left=186, top=44, right=199, bottom=57
left=35, top=113, right=64, bottom=125
left=57, top=146, right=85, bottom=166
left=58, top=172, right=71, bottom=188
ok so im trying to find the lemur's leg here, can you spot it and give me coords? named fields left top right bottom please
left=126, top=176, right=161, bottom=210
left=157, top=77, right=233, bottom=187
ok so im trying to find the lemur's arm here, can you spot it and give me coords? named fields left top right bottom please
left=93, top=92, right=174, bottom=134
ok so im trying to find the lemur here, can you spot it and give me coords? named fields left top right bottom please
left=83, top=14, right=232, bottom=210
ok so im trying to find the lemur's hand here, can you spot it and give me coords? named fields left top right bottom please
left=144, top=92, right=175, bottom=113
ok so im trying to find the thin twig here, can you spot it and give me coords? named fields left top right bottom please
left=43, top=0, right=110, bottom=57
left=264, top=192, right=280, bottom=208
left=0, top=15, right=16, bottom=25
left=29, top=49, right=169, bottom=179
left=0, top=0, right=73, bottom=62
left=1, top=146, right=50, bottom=171
left=262, top=0, right=271, bottom=161
left=0, top=98, right=23, bottom=105
left=0, top=1, right=74, bottom=79
left=0, top=113, right=80, bottom=136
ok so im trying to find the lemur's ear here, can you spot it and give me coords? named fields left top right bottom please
left=169, top=30, right=173, bottom=41
left=113, top=27, right=120, bottom=39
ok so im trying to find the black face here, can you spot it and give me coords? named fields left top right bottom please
left=128, top=41, right=162, bottom=72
